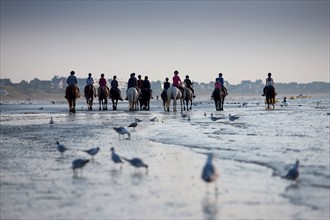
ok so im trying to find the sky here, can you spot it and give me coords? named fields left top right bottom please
left=1, top=0, right=329, bottom=84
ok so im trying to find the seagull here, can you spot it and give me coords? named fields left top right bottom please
left=150, top=117, right=157, bottom=122
left=39, top=106, right=43, bottom=110
left=110, top=147, right=124, bottom=169
left=135, top=118, right=143, bottom=123
left=49, top=117, right=54, bottom=124
left=128, top=121, right=138, bottom=129
left=210, top=113, right=222, bottom=122
left=122, top=157, right=148, bottom=173
left=56, top=141, right=68, bottom=157
left=204, top=112, right=207, bottom=117
left=113, top=127, right=131, bottom=139
left=181, top=112, right=188, bottom=119
left=81, top=147, right=100, bottom=159
left=72, top=159, right=90, bottom=175
left=202, top=153, right=220, bottom=192
left=283, top=160, right=299, bottom=181
left=228, top=114, right=239, bottom=121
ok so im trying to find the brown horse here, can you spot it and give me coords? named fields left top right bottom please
left=213, top=88, right=225, bottom=111
left=161, top=89, right=168, bottom=111
left=182, top=87, right=193, bottom=111
left=265, top=86, right=276, bottom=109
left=98, top=86, right=109, bottom=110
left=110, top=88, right=121, bottom=110
left=84, top=85, right=96, bottom=110
left=65, top=86, right=80, bottom=113
left=139, top=88, right=151, bottom=110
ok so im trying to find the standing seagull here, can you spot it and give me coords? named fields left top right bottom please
left=72, top=159, right=90, bottom=176
left=56, top=141, right=68, bottom=157
left=49, top=117, right=54, bottom=124
left=110, top=147, right=124, bottom=169
left=283, top=160, right=299, bottom=181
left=81, top=147, right=100, bottom=160
left=128, top=121, right=138, bottom=129
left=122, top=157, right=148, bottom=174
left=210, top=113, right=223, bottom=122
left=113, top=127, right=131, bottom=139
left=228, top=114, right=239, bottom=121
left=135, top=118, right=143, bottom=123
left=202, top=153, right=220, bottom=193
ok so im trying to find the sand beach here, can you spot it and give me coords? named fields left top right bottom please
left=0, top=95, right=329, bottom=219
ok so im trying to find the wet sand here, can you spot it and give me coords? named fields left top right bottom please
left=1, top=97, right=329, bottom=219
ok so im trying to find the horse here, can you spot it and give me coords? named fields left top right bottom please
left=165, top=86, right=183, bottom=112
left=110, top=88, right=121, bottom=110
left=161, top=90, right=168, bottom=111
left=265, top=86, right=276, bottom=109
left=139, top=88, right=151, bottom=110
left=212, top=88, right=225, bottom=111
left=98, top=86, right=109, bottom=110
left=127, top=87, right=138, bottom=111
left=182, top=87, right=193, bottom=111
left=65, top=85, right=79, bottom=113
left=84, top=85, right=95, bottom=110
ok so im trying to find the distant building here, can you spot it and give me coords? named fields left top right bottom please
left=0, top=79, right=12, bottom=85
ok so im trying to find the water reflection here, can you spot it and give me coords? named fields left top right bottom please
left=202, top=194, right=219, bottom=220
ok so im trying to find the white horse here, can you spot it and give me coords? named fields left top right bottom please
left=165, top=86, right=183, bottom=112
left=127, top=87, right=138, bottom=111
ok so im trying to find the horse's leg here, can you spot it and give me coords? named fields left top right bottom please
left=189, top=99, right=192, bottom=110
left=72, top=99, right=76, bottom=113
left=180, top=99, right=183, bottom=112
left=99, top=99, right=102, bottom=110
left=104, top=98, right=108, bottom=110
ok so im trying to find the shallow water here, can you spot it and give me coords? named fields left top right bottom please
left=1, top=96, right=329, bottom=219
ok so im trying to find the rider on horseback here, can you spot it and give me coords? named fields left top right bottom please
left=262, top=72, right=276, bottom=96
left=66, top=70, right=80, bottom=98
left=98, top=73, right=110, bottom=94
left=141, top=76, right=153, bottom=99
left=163, top=77, right=171, bottom=91
left=110, top=75, right=123, bottom=101
left=217, top=73, right=228, bottom=96
left=183, top=75, right=196, bottom=98
left=172, top=70, right=184, bottom=94
left=84, top=73, right=96, bottom=98
left=125, top=73, right=138, bottom=100
left=211, top=78, right=222, bottom=98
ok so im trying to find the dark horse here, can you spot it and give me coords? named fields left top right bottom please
left=139, top=88, right=151, bottom=110
left=84, top=85, right=95, bottom=110
left=182, top=87, right=193, bottom=111
left=265, top=86, right=276, bottom=109
left=161, top=90, right=167, bottom=111
left=65, top=86, right=79, bottom=113
left=110, top=88, right=121, bottom=110
left=213, top=88, right=225, bottom=111
left=98, top=86, right=109, bottom=111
